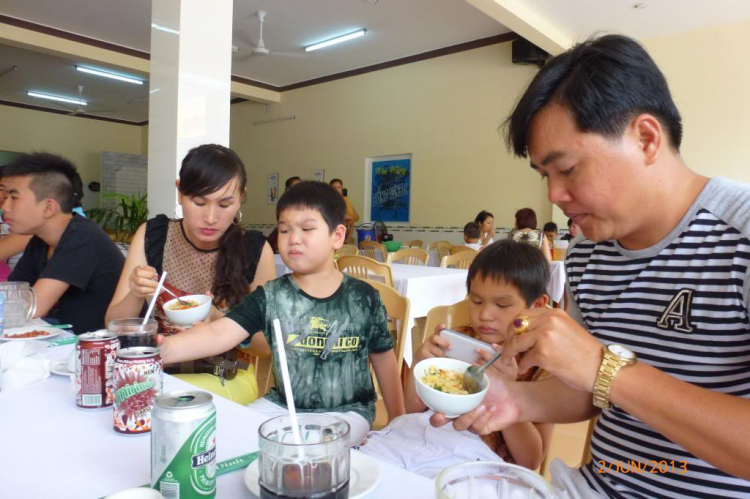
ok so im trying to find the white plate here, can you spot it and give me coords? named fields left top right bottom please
left=50, top=359, right=74, bottom=376
left=0, top=326, right=61, bottom=341
left=244, top=450, right=380, bottom=499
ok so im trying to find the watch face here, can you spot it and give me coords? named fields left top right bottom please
left=608, top=344, right=636, bottom=360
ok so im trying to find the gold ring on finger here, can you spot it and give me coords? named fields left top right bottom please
left=513, top=316, right=530, bottom=335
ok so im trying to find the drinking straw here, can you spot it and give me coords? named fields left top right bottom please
left=142, top=272, right=168, bottom=329
left=272, top=319, right=303, bottom=446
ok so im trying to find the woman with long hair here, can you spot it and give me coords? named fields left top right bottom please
left=106, top=144, right=275, bottom=404
left=474, top=210, right=495, bottom=246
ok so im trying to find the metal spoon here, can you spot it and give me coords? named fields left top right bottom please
left=161, top=283, right=190, bottom=306
left=462, top=349, right=503, bottom=394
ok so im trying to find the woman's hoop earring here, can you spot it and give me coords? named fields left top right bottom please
left=232, top=210, right=243, bottom=225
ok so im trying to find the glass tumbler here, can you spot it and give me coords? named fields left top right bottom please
left=435, top=461, right=554, bottom=499
left=258, top=414, right=351, bottom=499
left=108, top=318, right=158, bottom=349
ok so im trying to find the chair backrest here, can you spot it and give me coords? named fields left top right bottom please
left=337, top=255, right=394, bottom=287
left=250, top=354, right=274, bottom=397
left=440, top=251, right=477, bottom=270
left=427, top=240, right=452, bottom=260
left=387, top=247, right=429, bottom=266
left=580, top=416, right=598, bottom=466
left=449, top=245, right=477, bottom=255
left=418, top=299, right=471, bottom=358
left=405, top=239, right=424, bottom=249
left=337, top=244, right=359, bottom=257
left=359, top=241, right=387, bottom=261
left=367, top=280, right=411, bottom=376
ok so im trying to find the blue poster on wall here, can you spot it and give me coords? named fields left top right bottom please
left=371, top=158, right=410, bottom=222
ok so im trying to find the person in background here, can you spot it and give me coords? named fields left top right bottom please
left=0, top=169, right=32, bottom=276
left=330, top=178, right=359, bottom=243
left=543, top=222, right=558, bottom=248
left=158, top=181, right=404, bottom=443
left=106, top=144, right=275, bottom=404
left=70, top=172, right=86, bottom=217
left=508, top=208, right=552, bottom=263
left=474, top=210, right=495, bottom=246
left=4, top=152, right=124, bottom=332
left=561, top=218, right=581, bottom=241
left=267, top=176, right=301, bottom=253
left=463, top=222, right=483, bottom=251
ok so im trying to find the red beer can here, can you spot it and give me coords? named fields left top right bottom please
left=76, top=331, right=120, bottom=409
left=113, top=347, right=163, bottom=434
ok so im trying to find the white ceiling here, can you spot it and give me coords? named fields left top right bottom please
left=0, top=44, right=149, bottom=122
left=2, top=0, right=750, bottom=123
left=0, top=0, right=509, bottom=87
left=523, top=0, right=750, bottom=42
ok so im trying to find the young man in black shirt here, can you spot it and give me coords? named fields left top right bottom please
left=4, top=153, right=125, bottom=333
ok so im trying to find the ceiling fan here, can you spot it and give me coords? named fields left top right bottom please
left=56, top=85, right=117, bottom=116
left=234, top=10, right=303, bottom=60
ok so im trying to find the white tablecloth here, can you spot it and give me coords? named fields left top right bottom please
left=549, top=261, right=566, bottom=304
left=2, top=341, right=434, bottom=499
left=389, top=264, right=468, bottom=365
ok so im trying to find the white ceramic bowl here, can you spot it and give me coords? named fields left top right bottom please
left=413, top=357, right=490, bottom=418
left=163, top=294, right=212, bottom=326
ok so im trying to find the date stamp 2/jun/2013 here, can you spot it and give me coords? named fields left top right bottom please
left=597, top=460, right=688, bottom=475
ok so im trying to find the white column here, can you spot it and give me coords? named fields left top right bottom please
left=147, top=0, right=234, bottom=217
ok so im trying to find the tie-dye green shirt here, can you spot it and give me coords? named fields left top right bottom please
left=227, top=274, right=393, bottom=424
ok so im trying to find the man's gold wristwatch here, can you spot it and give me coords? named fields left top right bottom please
left=592, top=345, right=637, bottom=410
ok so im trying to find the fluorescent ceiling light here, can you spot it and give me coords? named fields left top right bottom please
left=76, top=66, right=144, bottom=85
left=151, top=23, right=180, bottom=35
left=27, top=91, right=86, bottom=106
left=305, top=29, right=366, bottom=52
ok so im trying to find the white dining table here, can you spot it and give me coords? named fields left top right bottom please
left=2, top=339, right=434, bottom=499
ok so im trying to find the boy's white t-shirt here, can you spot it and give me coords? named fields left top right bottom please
left=355, top=411, right=503, bottom=478
left=464, top=243, right=483, bottom=251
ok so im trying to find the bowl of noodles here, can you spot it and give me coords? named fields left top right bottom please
left=163, top=294, right=212, bottom=326
left=413, top=357, right=490, bottom=418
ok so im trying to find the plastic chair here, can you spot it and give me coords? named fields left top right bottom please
left=337, top=255, right=394, bottom=287
left=440, top=251, right=477, bottom=270
left=580, top=416, right=598, bottom=466
left=449, top=245, right=478, bottom=255
left=405, top=239, right=424, bottom=249
left=337, top=244, right=359, bottom=257
left=359, top=241, right=387, bottom=261
left=367, top=280, right=411, bottom=377
left=387, top=247, right=429, bottom=266
left=427, top=240, right=452, bottom=259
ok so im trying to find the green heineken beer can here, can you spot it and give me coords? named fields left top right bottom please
left=152, top=391, right=217, bottom=498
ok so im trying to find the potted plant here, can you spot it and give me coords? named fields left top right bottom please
left=88, top=192, right=148, bottom=245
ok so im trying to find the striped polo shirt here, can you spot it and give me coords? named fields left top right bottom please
left=567, top=177, right=750, bottom=498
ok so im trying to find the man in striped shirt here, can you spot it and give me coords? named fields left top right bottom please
left=432, top=34, right=750, bottom=498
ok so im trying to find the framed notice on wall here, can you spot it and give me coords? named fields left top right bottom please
left=268, top=173, right=279, bottom=204
left=365, top=154, right=411, bottom=223
left=312, top=169, right=325, bottom=182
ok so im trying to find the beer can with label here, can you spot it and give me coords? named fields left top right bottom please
left=113, top=346, right=163, bottom=433
left=152, top=391, right=217, bottom=499
left=76, top=331, right=119, bottom=408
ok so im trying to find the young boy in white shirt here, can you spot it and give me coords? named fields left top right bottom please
left=463, top=222, right=483, bottom=251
